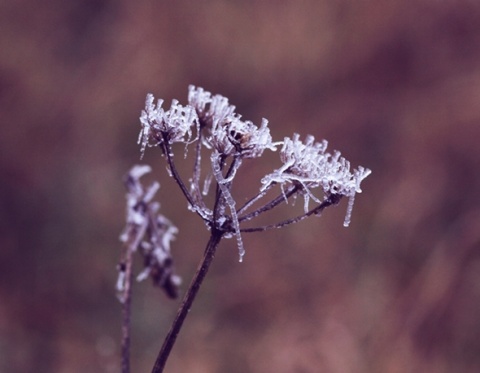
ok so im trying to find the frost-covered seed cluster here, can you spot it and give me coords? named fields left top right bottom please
left=137, top=86, right=371, bottom=260
left=261, top=133, right=372, bottom=226
left=138, top=94, right=198, bottom=157
left=187, top=85, right=235, bottom=128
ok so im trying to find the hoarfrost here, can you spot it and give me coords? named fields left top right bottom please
left=211, top=152, right=245, bottom=262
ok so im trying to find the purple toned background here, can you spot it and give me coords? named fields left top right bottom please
left=1, top=1, right=480, bottom=372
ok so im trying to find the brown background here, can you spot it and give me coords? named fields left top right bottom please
left=1, top=1, right=480, bottom=372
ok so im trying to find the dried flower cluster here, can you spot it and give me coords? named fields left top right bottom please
left=136, top=85, right=371, bottom=261
left=117, top=165, right=181, bottom=302
left=261, top=133, right=372, bottom=227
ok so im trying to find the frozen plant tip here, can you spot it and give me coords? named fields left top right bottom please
left=121, top=85, right=371, bottom=373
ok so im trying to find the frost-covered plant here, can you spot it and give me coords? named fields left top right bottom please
left=117, top=165, right=181, bottom=373
left=118, top=85, right=371, bottom=373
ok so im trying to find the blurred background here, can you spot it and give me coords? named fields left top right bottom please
left=1, top=1, right=480, bottom=372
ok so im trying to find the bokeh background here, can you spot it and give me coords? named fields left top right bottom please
left=2, top=1, right=480, bottom=372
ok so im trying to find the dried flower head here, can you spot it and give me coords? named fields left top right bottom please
left=261, top=133, right=371, bottom=226
left=138, top=94, right=198, bottom=158
left=207, top=116, right=277, bottom=158
left=188, top=85, right=236, bottom=128
left=118, top=165, right=181, bottom=300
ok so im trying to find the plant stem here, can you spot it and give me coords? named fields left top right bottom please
left=238, top=184, right=300, bottom=222
left=151, top=230, right=223, bottom=373
left=161, top=135, right=196, bottom=210
left=120, top=237, right=138, bottom=373
left=121, top=269, right=132, bottom=373
left=120, top=207, right=150, bottom=373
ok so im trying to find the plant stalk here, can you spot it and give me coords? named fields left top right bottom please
left=151, top=230, right=223, bottom=373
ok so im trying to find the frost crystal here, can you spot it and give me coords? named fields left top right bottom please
left=261, top=133, right=371, bottom=226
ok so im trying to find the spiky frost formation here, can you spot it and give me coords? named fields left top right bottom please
left=188, top=85, right=236, bottom=128
left=262, top=133, right=371, bottom=226
left=138, top=94, right=198, bottom=158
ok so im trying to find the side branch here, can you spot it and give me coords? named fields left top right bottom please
left=241, top=193, right=342, bottom=232
left=161, top=134, right=211, bottom=223
left=238, top=184, right=300, bottom=223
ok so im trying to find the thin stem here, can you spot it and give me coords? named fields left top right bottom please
left=120, top=254, right=133, bottom=373
left=241, top=193, right=342, bottom=232
left=238, top=184, right=300, bottom=223
left=162, top=135, right=196, bottom=207
left=120, top=219, right=148, bottom=373
left=236, top=184, right=271, bottom=217
left=161, top=134, right=212, bottom=223
left=151, top=230, right=224, bottom=373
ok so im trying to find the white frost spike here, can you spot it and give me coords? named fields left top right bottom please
left=138, top=95, right=164, bottom=159
left=343, top=194, right=355, bottom=227
left=202, top=173, right=213, bottom=196
left=116, top=268, right=126, bottom=295
left=136, top=267, right=150, bottom=282
left=144, top=182, right=160, bottom=203
left=211, top=152, right=245, bottom=262
left=130, top=164, right=152, bottom=179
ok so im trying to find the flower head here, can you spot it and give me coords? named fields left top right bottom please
left=262, top=133, right=371, bottom=226
left=188, top=86, right=277, bottom=158
left=138, top=94, right=198, bottom=158
left=208, top=116, right=277, bottom=158
left=188, top=85, right=235, bottom=128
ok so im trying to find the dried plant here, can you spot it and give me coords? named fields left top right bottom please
left=118, top=86, right=371, bottom=372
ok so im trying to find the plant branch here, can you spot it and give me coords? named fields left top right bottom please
left=238, top=184, right=300, bottom=223
left=241, top=193, right=342, bottom=232
left=161, top=135, right=195, bottom=206
left=236, top=184, right=272, bottom=217
left=161, top=134, right=212, bottom=223
left=120, top=253, right=133, bottom=373
left=151, top=230, right=224, bottom=373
